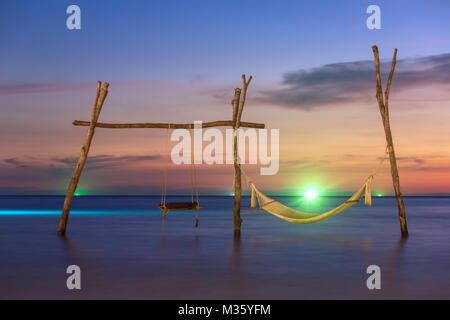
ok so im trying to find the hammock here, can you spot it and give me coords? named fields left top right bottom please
left=244, top=149, right=387, bottom=224
left=248, top=177, right=372, bottom=224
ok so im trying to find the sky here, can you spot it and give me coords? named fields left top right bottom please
left=1, top=0, right=450, bottom=195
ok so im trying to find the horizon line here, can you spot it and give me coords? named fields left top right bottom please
left=1, top=194, right=449, bottom=198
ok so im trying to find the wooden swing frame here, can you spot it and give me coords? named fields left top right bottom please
left=57, top=46, right=409, bottom=238
left=57, top=75, right=264, bottom=237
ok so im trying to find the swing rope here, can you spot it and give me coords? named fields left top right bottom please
left=159, top=125, right=200, bottom=227
left=161, top=124, right=171, bottom=207
left=188, top=126, right=200, bottom=205
left=188, top=126, right=200, bottom=227
left=189, top=126, right=194, bottom=203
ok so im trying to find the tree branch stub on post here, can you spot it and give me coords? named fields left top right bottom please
left=236, top=75, right=252, bottom=129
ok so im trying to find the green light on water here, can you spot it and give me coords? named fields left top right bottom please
left=305, top=189, right=318, bottom=201
left=376, top=193, right=383, bottom=197
left=74, top=191, right=82, bottom=196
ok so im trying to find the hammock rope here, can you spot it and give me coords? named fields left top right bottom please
left=241, top=147, right=389, bottom=224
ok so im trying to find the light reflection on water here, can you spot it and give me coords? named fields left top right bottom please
left=0, top=195, right=448, bottom=299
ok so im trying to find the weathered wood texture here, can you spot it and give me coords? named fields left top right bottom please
left=57, top=81, right=109, bottom=235
left=73, top=120, right=265, bottom=129
left=232, top=74, right=252, bottom=237
left=157, top=201, right=201, bottom=211
left=232, top=88, right=242, bottom=237
left=372, top=45, right=408, bottom=237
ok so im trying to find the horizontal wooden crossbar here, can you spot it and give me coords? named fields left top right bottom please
left=73, top=120, right=265, bottom=129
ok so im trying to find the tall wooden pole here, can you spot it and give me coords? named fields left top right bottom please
left=57, top=81, right=109, bottom=236
left=372, top=46, right=408, bottom=238
left=232, top=88, right=242, bottom=237
left=232, top=75, right=252, bottom=237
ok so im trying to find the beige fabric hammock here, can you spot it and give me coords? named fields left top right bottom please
left=248, top=176, right=373, bottom=224
left=244, top=149, right=387, bottom=224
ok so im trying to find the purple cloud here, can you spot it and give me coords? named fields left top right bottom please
left=258, top=53, right=450, bottom=110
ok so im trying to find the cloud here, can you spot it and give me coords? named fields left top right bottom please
left=0, top=153, right=238, bottom=195
left=0, top=82, right=96, bottom=95
left=258, top=53, right=450, bottom=110
left=1, top=154, right=164, bottom=175
left=0, top=154, right=167, bottom=195
left=189, top=74, right=208, bottom=83
left=3, top=158, right=28, bottom=168
left=51, top=154, right=163, bottom=169
left=377, top=156, right=426, bottom=165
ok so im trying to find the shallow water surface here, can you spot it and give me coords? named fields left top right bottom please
left=0, top=195, right=449, bottom=299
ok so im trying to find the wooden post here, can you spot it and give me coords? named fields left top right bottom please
left=372, top=46, right=408, bottom=238
left=232, top=88, right=242, bottom=237
left=232, top=75, right=252, bottom=237
left=57, top=81, right=109, bottom=235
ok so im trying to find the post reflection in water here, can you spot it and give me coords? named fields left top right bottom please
left=0, top=196, right=448, bottom=299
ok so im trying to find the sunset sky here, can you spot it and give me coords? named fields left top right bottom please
left=1, top=0, right=450, bottom=195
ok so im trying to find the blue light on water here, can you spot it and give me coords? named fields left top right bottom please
left=0, top=210, right=156, bottom=216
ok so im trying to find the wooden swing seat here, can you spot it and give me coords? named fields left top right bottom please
left=158, top=201, right=201, bottom=212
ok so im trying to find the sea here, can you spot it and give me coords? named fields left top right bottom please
left=0, top=195, right=448, bottom=299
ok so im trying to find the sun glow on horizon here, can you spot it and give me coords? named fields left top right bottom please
left=305, top=189, right=318, bottom=201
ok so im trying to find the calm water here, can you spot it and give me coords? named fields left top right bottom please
left=0, top=195, right=449, bottom=299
